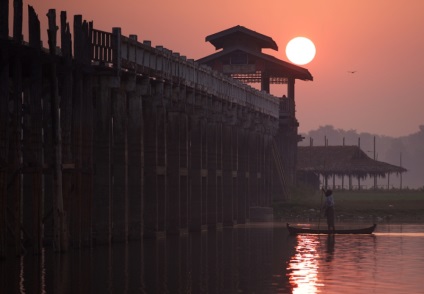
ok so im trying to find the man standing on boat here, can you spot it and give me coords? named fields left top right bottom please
left=322, top=188, right=336, bottom=233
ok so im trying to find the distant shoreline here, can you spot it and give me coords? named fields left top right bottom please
left=274, top=189, right=424, bottom=224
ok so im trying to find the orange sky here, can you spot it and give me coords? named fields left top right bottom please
left=21, top=0, right=424, bottom=137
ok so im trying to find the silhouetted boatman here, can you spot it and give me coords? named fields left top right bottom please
left=322, top=188, right=335, bottom=233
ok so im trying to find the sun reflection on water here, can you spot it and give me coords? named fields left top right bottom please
left=287, top=236, right=324, bottom=293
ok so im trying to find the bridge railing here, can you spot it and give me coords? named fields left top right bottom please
left=91, top=29, right=114, bottom=66
left=91, top=27, right=281, bottom=119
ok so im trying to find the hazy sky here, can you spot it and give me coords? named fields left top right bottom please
left=21, top=0, right=424, bottom=137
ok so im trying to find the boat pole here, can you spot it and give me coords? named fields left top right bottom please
left=317, top=188, right=324, bottom=231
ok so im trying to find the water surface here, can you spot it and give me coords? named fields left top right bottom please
left=2, top=223, right=424, bottom=293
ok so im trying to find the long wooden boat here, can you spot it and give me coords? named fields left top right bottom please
left=287, top=223, right=377, bottom=235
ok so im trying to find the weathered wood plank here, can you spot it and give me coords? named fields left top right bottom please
left=0, top=0, right=8, bottom=38
left=47, top=8, right=67, bottom=252
left=72, top=14, right=83, bottom=247
left=0, top=43, right=8, bottom=258
left=60, top=10, right=73, bottom=251
left=28, top=5, right=43, bottom=255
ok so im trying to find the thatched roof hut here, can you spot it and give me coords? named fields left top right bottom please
left=297, top=145, right=406, bottom=179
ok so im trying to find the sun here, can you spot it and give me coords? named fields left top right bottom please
left=285, top=37, right=316, bottom=65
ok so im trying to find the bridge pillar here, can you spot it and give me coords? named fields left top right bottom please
left=111, top=84, right=128, bottom=242
left=222, top=103, right=235, bottom=226
left=166, top=109, right=182, bottom=235
left=93, top=76, right=113, bottom=244
left=188, top=112, right=203, bottom=231
left=206, top=98, right=218, bottom=229
left=179, top=113, right=189, bottom=231
left=231, top=118, right=239, bottom=225
left=215, top=116, right=223, bottom=225
left=248, top=127, right=259, bottom=211
left=237, top=109, right=251, bottom=224
left=263, top=124, right=274, bottom=207
left=257, top=131, right=266, bottom=207
left=143, top=80, right=166, bottom=238
left=0, top=39, right=9, bottom=258
left=156, top=93, right=167, bottom=234
left=127, top=80, right=143, bottom=240
left=81, top=71, right=94, bottom=246
left=142, top=98, right=156, bottom=237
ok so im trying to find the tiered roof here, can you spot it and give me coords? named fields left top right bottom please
left=197, top=25, right=313, bottom=83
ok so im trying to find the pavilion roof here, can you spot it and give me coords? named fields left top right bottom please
left=197, top=25, right=313, bottom=83
left=297, top=146, right=407, bottom=177
left=196, top=46, right=313, bottom=82
left=205, top=25, right=278, bottom=51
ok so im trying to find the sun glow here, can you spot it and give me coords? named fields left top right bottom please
left=286, top=37, right=316, bottom=65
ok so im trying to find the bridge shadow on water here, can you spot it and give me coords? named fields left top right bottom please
left=4, top=222, right=424, bottom=293
left=1, top=223, right=299, bottom=293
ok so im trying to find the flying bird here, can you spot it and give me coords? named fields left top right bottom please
left=347, top=70, right=357, bottom=74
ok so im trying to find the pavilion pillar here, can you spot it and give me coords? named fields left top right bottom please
left=260, top=72, right=270, bottom=93
left=287, top=78, right=296, bottom=116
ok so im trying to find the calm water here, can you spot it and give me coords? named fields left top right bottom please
left=2, top=223, right=424, bottom=293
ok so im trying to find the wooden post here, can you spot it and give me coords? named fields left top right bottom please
left=156, top=90, right=167, bottom=233
left=237, top=124, right=248, bottom=224
left=112, top=27, right=122, bottom=73
left=189, top=107, right=203, bottom=231
left=93, top=76, right=113, bottom=244
left=73, top=14, right=84, bottom=247
left=166, top=109, right=181, bottom=234
left=180, top=112, right=189, bottom=229
left=216, top=114, right=223, bottom=224
left=206, top=110, right=217, bottom=229
left=222, top=120, right=234, bottom=226
left=111, top=86, right=128, bottom=242
left=142, top=81, right=162, bottom=237
left=80, top=20, right=93, bottom=246
left=47, top=9, right=67, bottom=252
left=59, top=11, right=73, bottom=250
left=373, top=136, right=377, bottom=189
left=0, top=0, right=8, bottom=38
left=10, top=0, right=23, bottom=256
left=0, top=0, right=9, bottom=259
left=28, top=5, right=43, bottom=255
left=127, top=84, right=143, bottom=240
left=400, top=153, right=403, bottom=190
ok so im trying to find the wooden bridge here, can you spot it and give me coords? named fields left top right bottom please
left=0, top=0, right=307, bottom=257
